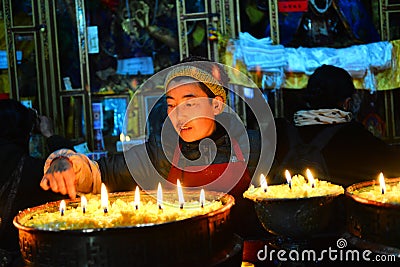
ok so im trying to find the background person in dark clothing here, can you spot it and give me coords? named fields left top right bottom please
left=0, top=99, right=73, bottom=266
left=273, top=64, right=400, bottom=186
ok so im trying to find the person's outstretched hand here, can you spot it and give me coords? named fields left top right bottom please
left=41, top=157, right=77, bottom=199
left=40, top=149, right=102, bottom=200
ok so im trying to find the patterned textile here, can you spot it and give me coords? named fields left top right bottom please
left=294, top=109, right=352, bottom=126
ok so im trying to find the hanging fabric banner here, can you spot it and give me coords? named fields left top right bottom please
left=278, top=0, right=308, bottom=12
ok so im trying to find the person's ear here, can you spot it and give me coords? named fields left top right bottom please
left=342, top=97, right=352, bottom=111
left=212, top=96, right=224, bottom=115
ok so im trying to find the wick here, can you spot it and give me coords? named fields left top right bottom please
left=288, top=182, right=292, bottom=190
left=158, top=204, right=162, bottom=210
left=180, top=203, right=183, bottom=210
left=201, top=203, right=204, bottom=208
left=82, top=207, right=86, bottom=214
left=60, top=210, right=64, bottom=216
left=381, top=188, right=385, bottom=195
left=263, top=188, right=267, bottom=193
left=312, top=184, right=315, bottom=188
left=104, top=208, right=108, bottom=214
left=135, top=205, right=139, bottom=210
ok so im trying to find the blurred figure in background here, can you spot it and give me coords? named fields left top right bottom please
left=0, top=99, right=73, bottom=266
left=272, top=64, right=400, bottom=186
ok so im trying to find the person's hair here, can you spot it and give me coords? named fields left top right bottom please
left=304, top=64, right=356, bottom=110
left=0, top=99, right=36, bottom=148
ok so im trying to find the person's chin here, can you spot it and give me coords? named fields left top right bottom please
left=179, top=129, right=198, bottom=142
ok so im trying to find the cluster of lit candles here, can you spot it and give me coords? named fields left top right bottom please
left=259, top=168, right=316, bottom=192
left=59, top=179, right=206, bottom=216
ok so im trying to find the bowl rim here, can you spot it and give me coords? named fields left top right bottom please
left=245, top=190, right=343, bottom=203
left=345, top=177, right=400, bottom=208
left=13, top=190, right=235, bottom=233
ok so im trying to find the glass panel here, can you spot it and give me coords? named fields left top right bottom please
left=56, top=0, right=82, bottom=90
left=14, top=33, right=38, bottom=105
left=392, top=89, right=400, bottom=138
left=92, top=94, right=130, bottom=153
left=389, top=12, right=400, bottom=40
left=62, top=95, right=85, bottom=142
left=186, top=20, right=208, bottom=58
left=185, top=0, right=205, bottom=13
left=0, top=2, right=9, bottom=98
left=11, top=0, right=33, bottom=27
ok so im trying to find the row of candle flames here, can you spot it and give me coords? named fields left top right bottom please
left=59, top=179, right=205, bottom=216
left=59, top=169, right=389, bottom=216
left=259, top=169, right=388, bottom=194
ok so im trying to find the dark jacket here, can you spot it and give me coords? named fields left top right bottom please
left=0, top=136, right=70, bottom=261
left=99, top=113, right=266, bottom=191
left=274, top=118, right=400, bottom=186
left=98, top=113, right=270, bottom=238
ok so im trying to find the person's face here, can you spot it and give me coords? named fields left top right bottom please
left=166, top=79, right=222, bottom=142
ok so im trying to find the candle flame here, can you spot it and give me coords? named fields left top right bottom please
left=120, top=133, right=125, bottom=142
left=157, top=183, right=163, bottom=209
left=177, top=179, right=185, bottom=208
left=125, top=135, right=131, bottom=141
left=60, top=200, right=66, bottom=216
left=379, top=172, right=386, bottom=194
left=200, top=189, right=205, bottom=208
left=101, top=183, right=108, bottom=212
left=260, top=174, right=268, bottom=192
left=134, top=186, right=140, bottom=209
left=81, top=195, right=87, bottom=213
left=306, top=169, right=315, bottom=188
left=285, top=170, right=292, bottom=189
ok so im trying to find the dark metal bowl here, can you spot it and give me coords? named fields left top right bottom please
left=251, top=192, right=344, bottom=239
left=345, top=178, right=400, bottom=249
left=13, top=191, right=237, bottom=267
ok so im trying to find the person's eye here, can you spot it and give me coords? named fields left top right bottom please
left=167, top=103, right=176, bottom=109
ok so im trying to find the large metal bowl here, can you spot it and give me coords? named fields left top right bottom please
left=13, top=191, right=238, bottom=267
left=345, top=178, right=400, bottom=249
left=250, top=192, right=344, bottom=239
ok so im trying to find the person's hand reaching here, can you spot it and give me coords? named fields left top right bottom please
left=41, top=149, right=102, bottom=199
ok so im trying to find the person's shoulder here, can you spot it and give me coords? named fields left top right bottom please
left=336, top=121, right=373, bottom=136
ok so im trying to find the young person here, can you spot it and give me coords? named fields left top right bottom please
left=40, top=58, right=276, bottom=238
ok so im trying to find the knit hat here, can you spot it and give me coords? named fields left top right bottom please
left=164, top=64, right=227, bottom=104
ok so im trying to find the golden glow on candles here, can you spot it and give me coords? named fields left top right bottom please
left=306, top=169, right=315, bottom=188
left=134, top=186, right=140, bottom=210
left=260, top=174, right=268, bottom=192
left=101, top=183, right=108, bottom=213
left=285, top=170, right=292, bottom=189
left=60, top=200, right=66, bottom=216
left=200, top=189, right=205, bottom=208
left=157, top=183, right=163, bottom=210
left=125, top=135, right=131, bottom=141
left=177, top=179, right=185, bottom=209
left=81, top=195, right=87, bottom=214
left=379, top=172, right=386, bottom=194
